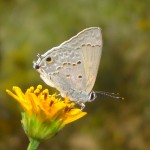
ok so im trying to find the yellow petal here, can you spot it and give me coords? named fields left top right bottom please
left=66, top=109, right=82, bottom=115
left=46, top=102, right=66, bottom=119
left=6, top=89, right=31, bottom=110
left=25, top=92, right=40, bottom=113
left=6, top=89, right=21, bottom=102
left=12, top=86, right=26, bottom=101
left=61, top=110, right=87, bottom=126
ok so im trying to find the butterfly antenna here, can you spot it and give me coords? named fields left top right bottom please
left=37, top=53, right=42, bottom=59
left=95, top=91, right=124, bottom=100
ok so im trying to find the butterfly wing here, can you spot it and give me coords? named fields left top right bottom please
left=60, top=27, right=102, bottom=93
left=35, top=27, right=102, bottom=100
left=37, top=45, right=87, bottom=98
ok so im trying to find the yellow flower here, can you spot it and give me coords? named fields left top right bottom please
left=6, top=85, right=87, bottom=143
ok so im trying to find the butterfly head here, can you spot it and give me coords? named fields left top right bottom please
left=33, top=53, right=43, bottom=70
left=33, top=62, right=40, bottom=70
left=33, top=51, right=54, bottom=70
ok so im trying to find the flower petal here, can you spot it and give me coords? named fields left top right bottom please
left=61, top=110, right=87, bottom=126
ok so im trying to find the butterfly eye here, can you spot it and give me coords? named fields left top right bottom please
left=46, top=57, right=52, bottom=63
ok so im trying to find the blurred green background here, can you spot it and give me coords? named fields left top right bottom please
left=0, top=0, right=150, bottom=149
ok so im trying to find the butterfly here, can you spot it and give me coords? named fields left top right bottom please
left=33, top=27, right=102, bottom=109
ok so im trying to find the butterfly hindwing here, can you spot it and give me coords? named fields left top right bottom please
left=38, top=46, right=86, bottom=97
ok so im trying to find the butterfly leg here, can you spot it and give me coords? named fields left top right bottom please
left=76, top=101, right=85, bottom=110
left=80, top=103, right=85, bottom=110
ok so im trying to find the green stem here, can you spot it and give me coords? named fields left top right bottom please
left=27, top=138, right=40, bottom=150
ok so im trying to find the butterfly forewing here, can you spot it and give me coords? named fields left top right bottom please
left=60, top=27, right=102, bottom=93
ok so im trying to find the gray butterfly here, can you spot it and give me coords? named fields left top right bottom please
left=33, top=27, right=102, bottom=109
